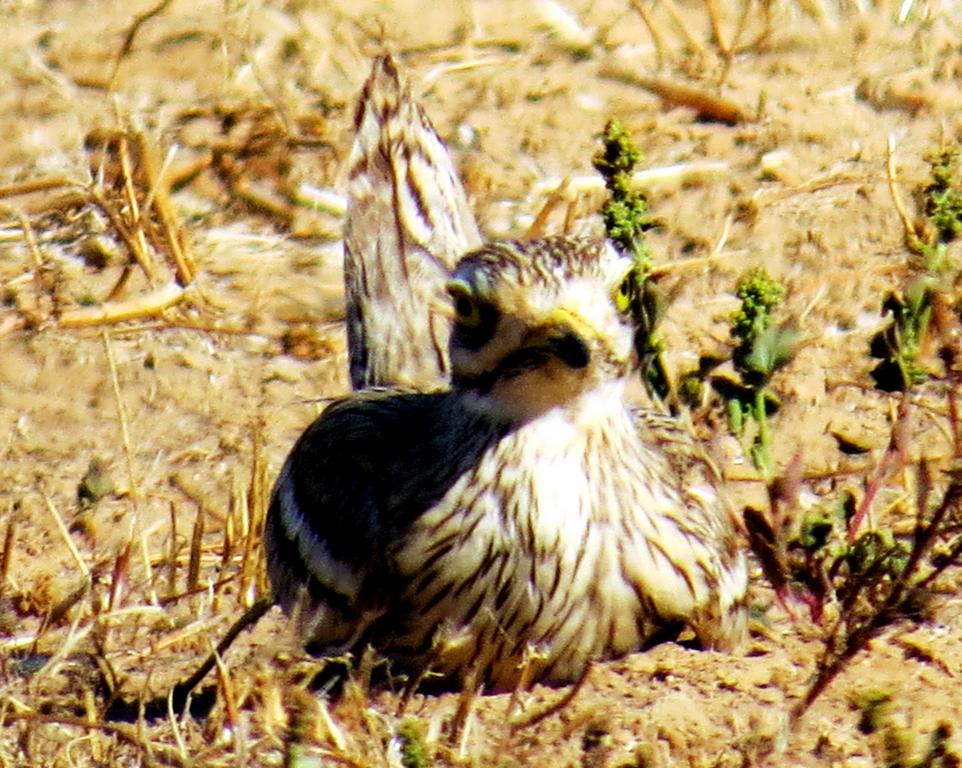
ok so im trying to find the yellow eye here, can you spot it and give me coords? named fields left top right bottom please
left=614, top=269, right=635, bottom=313
left=447, top=280, right=483, bottom=327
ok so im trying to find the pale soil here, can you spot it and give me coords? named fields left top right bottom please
left=1, top=1, right=962, bottom=766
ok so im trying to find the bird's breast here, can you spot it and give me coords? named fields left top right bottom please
left=388, top=404, right=716, bottom=686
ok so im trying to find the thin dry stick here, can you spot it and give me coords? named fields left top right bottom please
left=599, top=60, right=748, bottom=124
left=102, top=331, right=157, bottom=605
left=108, top=0, right=175, bottom=89
left=41, top=494, right=90, bottom=579
left=847, top=397, right=910, bottom=542
left=217, top=476, right=240, bottom=587
left=242, top=427, right=268, bottom=597
left=187, top=499, right=205, bottom=594
left=14, top=211, right=53, bottom=316
left=166, top=688, right=189, bottom=763
left=886, top=134, right=918, bottom=247
left=563, top=195, right=580, bottom=234
left=115, top=125, right=156, bottom=285
left=0, top=516, right=14, bottom=596
left=628, top=0, right=669, bottom=68
left=19, top=190, right=89, bottom=216
left=58, top=281, right=186, bottom=329
left=87, top=186, right=156, bottom=283
left=510, top=661, right=592, bottom=731
left=167, top=501, right=178, bottom=597
left=659, top=0, right=709, bottom=57
left=212, top=648, right=239, bottom=730
left=2, top=709, right=191, bottom=767
left=727, top=0, right=754, bottom=54
left=106, top=543, right=131, bottom=612
left=526, top=176, right=573, bottom=238
left=703, top=0, right=730, bottom=55
left=105, top=263, right=135, bottom=303
left=135, top=132, right=197, bottom=285
left=102, top=331, right=139, bottom=502
left=0, top=176, right=77, bottom=199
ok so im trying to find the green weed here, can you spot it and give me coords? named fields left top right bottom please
left=593, top=118, right=668, bottom=400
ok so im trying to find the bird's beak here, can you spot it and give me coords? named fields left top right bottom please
left=523, top=308, right=595, bottom=370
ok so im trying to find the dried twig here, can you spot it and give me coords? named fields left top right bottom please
left=41, top=494, right=89, bottom=579
left=134, top=132, right=197, bottom=285
left=0, top=516, right=14, bottom=597
left=0, top=176, right=78, bottom=199
left=703, top=0, right=730, bottom=56
left=886, top=134, right=919, bottom=249
left=526, top=176, right=573, bottom=238
left=1, top=708, right=191, bottom=768
left=600, top=60, right=749, bottom=124
left=108, top=0, right=176, bottom=88
left=102, top=331, right=139, bottom=503
left=627, top=0, right=669, bottom=68
left=510, top=662, right=592, bottom=731
left=659, top=0, right=709, bottom=57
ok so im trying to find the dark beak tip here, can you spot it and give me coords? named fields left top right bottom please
left=552, top=332, right=590, bottom=369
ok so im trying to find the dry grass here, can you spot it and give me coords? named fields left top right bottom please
left=2, top=0, right=962, bottom=765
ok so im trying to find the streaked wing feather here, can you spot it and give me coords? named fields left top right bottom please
left=344, top=54, right=482, bottom=390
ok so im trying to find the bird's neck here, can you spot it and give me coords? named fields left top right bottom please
left=457, top=377, right=631, bottom=429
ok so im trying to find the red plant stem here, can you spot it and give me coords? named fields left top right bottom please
left=847, top=396, right=910, bottom=543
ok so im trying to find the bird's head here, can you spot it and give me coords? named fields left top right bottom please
left=446, top=236, right=636, bottom=423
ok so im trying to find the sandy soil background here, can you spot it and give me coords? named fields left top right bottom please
left=1, top=0, right=962, bottom=765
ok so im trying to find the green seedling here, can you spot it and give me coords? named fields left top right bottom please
left=854, top=691, right=960, bottom=768
left=724, top=268, right=797, bottom=479
left=789, top=468, right=962, bottom=725
left=919, top=146, right=962, bottom=267
left=395, top=718, right=430, bottom=768
left=870, top=277, right=936, bottom=391
left=593, top=118, right=668, bottom=400
left=872, top=143, right=961, bottom=391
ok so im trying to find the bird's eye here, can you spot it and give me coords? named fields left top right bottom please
left=614, top=268, right=635, bottom=313
left=447, top=280, right=483, bottom=327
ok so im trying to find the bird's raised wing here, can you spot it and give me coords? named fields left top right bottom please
left=343, top=54, right=482, bottom=391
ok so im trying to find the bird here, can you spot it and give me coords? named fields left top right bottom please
left=265, top=54, right=748, bottom=691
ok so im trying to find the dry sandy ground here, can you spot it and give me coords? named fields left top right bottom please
left=1, top=0, right=962, bottom=765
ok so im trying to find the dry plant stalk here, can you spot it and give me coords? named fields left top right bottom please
left=628, top=0, right=670, bottom=67
left=886, top=135, right=919, bottom=248
left=59, top=282, right=187, bottom=329
left=658, top=0, right=710, bottom=57
left=187, top=498, right=206, bottom=594
left=243, top=426, right=270, bottom=599
left=108, top=0, right=176, bottom=89
left=510, top=662, right=592, bottom=731
left=0, top=516, right=15, bottom=596
left=792, top=474, right=962, bottom=725
left=1, top=709, right=192, bottom=768
left=0, top=176, right=77, bottom=199
left=599, top=59, right=749, bottom=124
left=525, top=176, right=573, bottom=238
left=167, top=501, right=179, bottom=598
left=1, top=120, right=198, bottom=338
